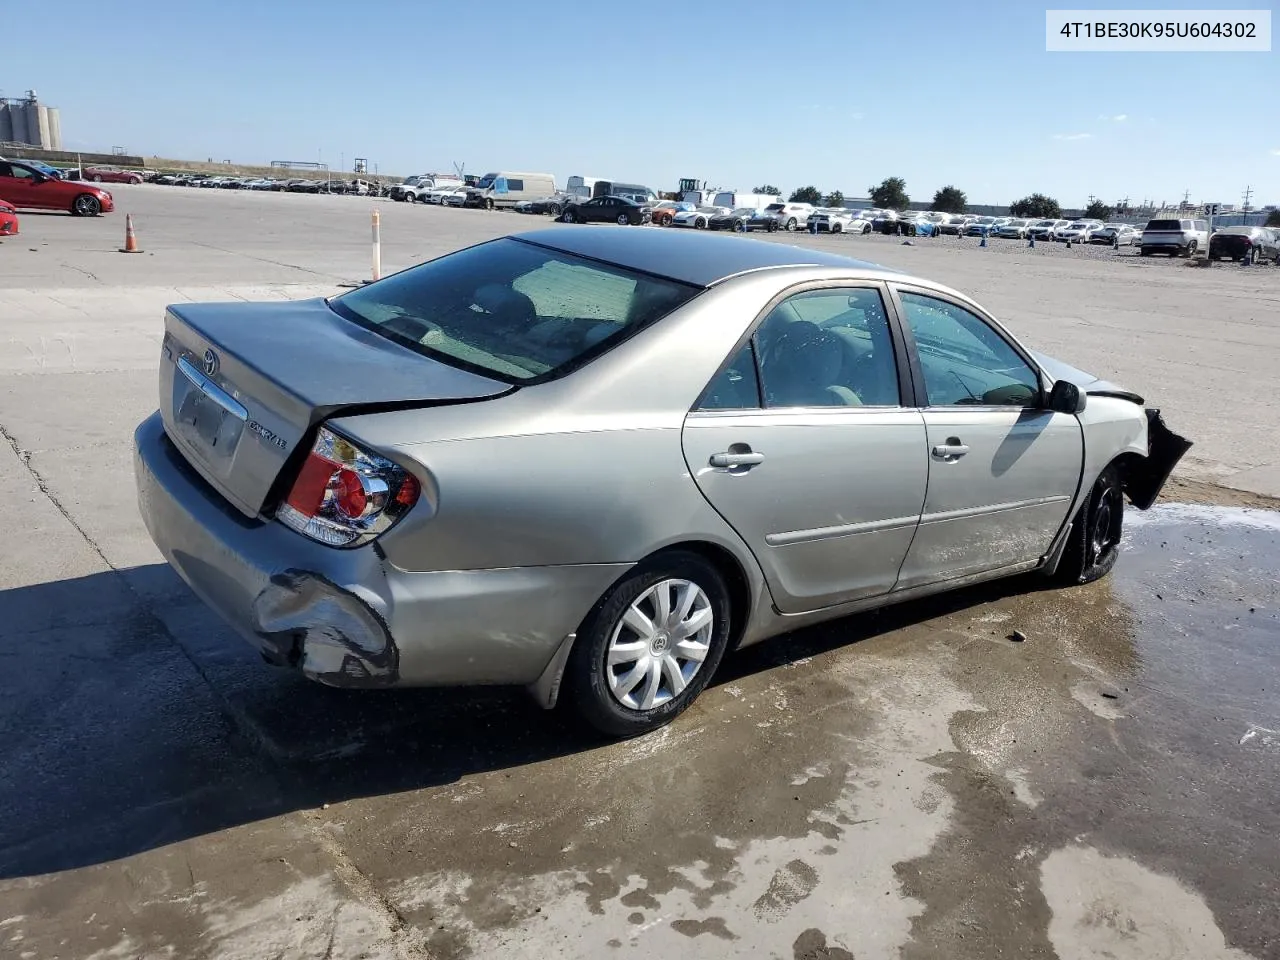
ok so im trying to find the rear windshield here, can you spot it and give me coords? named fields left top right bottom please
left=1146, top=219, right=1182, bottom=230
left=329, top=238, right=700, bottom=383
left=765, top=203, right=785, bottom=212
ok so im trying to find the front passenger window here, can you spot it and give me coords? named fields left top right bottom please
left=897, top=291, right=1040, bottom=407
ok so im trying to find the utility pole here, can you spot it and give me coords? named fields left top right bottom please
left=1242, top=185, right=1253, bottom=210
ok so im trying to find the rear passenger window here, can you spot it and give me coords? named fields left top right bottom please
left=699, top=342, right=761, bottom=410
left=506, top=179, right=524, bottom=191
left=753, top=288, right=900, bottom=408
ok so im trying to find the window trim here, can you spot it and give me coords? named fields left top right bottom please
left=887, top=283, right=1047, bottom=410
left=690, top=279, right=914, bottom=415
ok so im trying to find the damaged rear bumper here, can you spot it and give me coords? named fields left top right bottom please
left=1127, top=408, right=1194, bottom=510
left=133, top=411, right=629, bottom=693
left=134, top=411, right=400, bottom=688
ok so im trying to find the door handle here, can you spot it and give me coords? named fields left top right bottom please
left=709, top=451, right=765, bottom=469
left=931, top=443, right=970, bottom=460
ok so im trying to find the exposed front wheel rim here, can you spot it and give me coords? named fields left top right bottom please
left=74, top=196, right=100, bottom=216
left=605, top=578, right=713, bottom=711
left=1091, top=484, right=1122, bottom=560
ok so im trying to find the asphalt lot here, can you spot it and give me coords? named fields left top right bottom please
left=1, top=185, right=1278, bottom=959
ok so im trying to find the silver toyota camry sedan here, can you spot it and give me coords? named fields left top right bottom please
left=133, top=228, right=1190, bottom=737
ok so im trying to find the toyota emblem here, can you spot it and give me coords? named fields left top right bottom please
left=202, top=349, right=219, bottom=377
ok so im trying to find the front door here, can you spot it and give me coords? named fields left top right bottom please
left=891, top=287, right=1083, bottom=589
left=682, top=284, right=928, bottom=614
left=0, top=162, right=40, bottom=208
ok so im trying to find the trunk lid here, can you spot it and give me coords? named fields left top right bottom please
left=158, top=297, right=511, bottom=519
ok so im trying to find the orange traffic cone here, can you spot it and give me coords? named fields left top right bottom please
left=119, top=214, right=142, bottom=253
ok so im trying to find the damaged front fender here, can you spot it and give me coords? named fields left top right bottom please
left=1125, top=409, right=1194, bottom=510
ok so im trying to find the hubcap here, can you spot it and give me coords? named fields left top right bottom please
left=606, top=579, right=713, bottom=711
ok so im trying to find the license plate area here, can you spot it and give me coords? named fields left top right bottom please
left=173, top=355, right=247, bottom=468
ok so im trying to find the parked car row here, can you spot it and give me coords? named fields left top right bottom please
left=1206, top=225, right=1280, bottom=263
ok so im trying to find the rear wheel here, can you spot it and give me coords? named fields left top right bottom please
left=92, top=174, right=103, bottom=182
left=617, top=213, right=630, bottom=225
left=549, top=203, right=562, bottom=217
left=785, top=218, right=797, bottom=231
left=563, top=550, right=732, bottom=738
left=71, top=194, right=101, bottom=217
left=1054, top=465, right=1124, bottom=586
left=1247, top=246, right=1259, bottom=265
left=1184, top=240, right=1198, bottom=257
left=562, top=210, right=577, bottom=223
left=695, top=217, right=707, bottom=229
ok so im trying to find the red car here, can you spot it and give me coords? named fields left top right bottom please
left=82, top=166, right=145, bottom=185
left=0, top=200, right=18, bottom=236
left=0, top=159, right=115, bottom=216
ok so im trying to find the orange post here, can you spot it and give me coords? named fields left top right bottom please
left=119, top=214, right=142, bottom=253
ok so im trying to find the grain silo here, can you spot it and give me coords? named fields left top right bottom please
left=46, top=106, right=62, bottom=150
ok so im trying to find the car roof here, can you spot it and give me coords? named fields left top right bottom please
left=510, top=226, right=897, bottom=287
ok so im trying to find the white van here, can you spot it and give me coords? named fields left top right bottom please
left=711, top=192, right=779, bottom=212
left=465, top=172, right=557, bottom=210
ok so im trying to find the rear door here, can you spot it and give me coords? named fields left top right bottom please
left=682, top=283, right=927, bottom=613
left=890, top=286, right=1083, bottom=589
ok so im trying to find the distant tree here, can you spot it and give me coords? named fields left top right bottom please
left=1084, top=200, right=1113, bottom=220
left=754, top=184, right=782, bottom=197
left=931, top=186, right=967, bottom=214
left=1266, top=209, right=1280, bottom=227
left=1009, top=193, right=1062, bottom=219
left=789, top=185, right=822, bottom=204
left=869, top=177, right=909, bottom=210
left=825, top=190, right=845, bottom=207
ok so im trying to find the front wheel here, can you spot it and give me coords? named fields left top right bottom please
left=71, top=194, right=102, bottom=217
left=785, top=218, right=797, bottom=231
left=1247, top=246, right=1259, bottom=265
left=563, top=550, right=732, bottom=738
left=562, top=210, right=577, bottom=223
left=1054, top=465, right=1123, bottom=586
left=549, top=203, right=562, bottom=217
left=694, top=217, right=707, bottom=229
left=485, top=198, right=495, bottom=211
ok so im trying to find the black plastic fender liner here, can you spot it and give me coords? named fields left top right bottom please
left=251, top=570, right=400, bottom=689
left=1125, top=409, right=1194, bottom=510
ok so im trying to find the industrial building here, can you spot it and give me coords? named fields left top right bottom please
left=0, top=91, right=63, bottom=151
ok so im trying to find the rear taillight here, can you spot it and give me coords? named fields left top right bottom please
left=277, top=426, right=421, bottom=548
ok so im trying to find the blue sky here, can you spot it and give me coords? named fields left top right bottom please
left=7, top=0, right=1276, bottom=207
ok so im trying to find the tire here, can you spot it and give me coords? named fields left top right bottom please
left=485, top=198, right=495, bottom=211
left=617, top=213, right=630, bottom=226
left=1053, top=465, right=1124, bottom=586
left=785, top=218, right=797, bottom=231
left=128, top=176, right=142, bottom=185
left=862, top=224, right=871, bottom=234
left=71, top=194, right=102, bottom=217
left=1248, top=246, right=1259, bottom=265
left=549, top=204, right=562, bottom=217
left=92, top=175, right=103, bottom=182
left=404, top=193, right=415, bottom=203
left=1140, top=247, right=1151, bottom=257
left=767, top=220, right=778, bottom=233
left=1184, top=240, right=1198, bottom=257
left=734, top=221, right=746, bottom=232
left=563, top=550, right=733, bottom=738
left=562, top=210, right=577, bottom=223
left=695, top=217, right=707, bottom=229
left=832, top=223, right=843, bottom=234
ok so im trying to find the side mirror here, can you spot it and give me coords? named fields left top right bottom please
left=1046, top=379, right=1086, bottom=414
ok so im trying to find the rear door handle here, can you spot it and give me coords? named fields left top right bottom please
left=709, top=451, right=765, bottom=468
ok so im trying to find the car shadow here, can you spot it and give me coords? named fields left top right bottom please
left=0, top=562, right=1050, bottom=881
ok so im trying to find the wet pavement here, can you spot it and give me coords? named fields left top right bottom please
left=1, top=501, right=1277, bottom=959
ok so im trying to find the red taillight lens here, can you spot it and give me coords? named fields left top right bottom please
left=277, top=427, right=421, bottom=548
